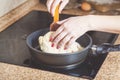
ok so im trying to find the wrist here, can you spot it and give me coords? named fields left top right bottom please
left=85, top=15, right=95, bottom=31
left=88, top=15, right=97, bottom=31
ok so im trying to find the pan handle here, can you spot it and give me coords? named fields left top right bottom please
left=91, top=43, right=120, bottom=55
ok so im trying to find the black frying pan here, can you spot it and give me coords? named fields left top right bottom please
left=26, top=28, right=120, bottom=69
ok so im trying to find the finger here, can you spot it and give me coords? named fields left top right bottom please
left=56, top=18, right=68, bottom=25
left=50, top=26, right=64, bottom=41
left=53, top=30, right=67, bottom=49
left=65, top=37, right=77, bottom=49
left=46, top=0, right=54, bottom=13
left=57, top=33, right=72, bottom=49
left=50, top=19, right=68, bottom=41
left=51, top=0, right=61, bottom=16
left=59, top=0, right=69, bottom=13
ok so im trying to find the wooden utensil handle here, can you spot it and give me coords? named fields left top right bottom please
left=50, top=4, right=60, bottom=31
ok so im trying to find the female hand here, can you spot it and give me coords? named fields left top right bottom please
left=46, top=0, right=69, bottom=16
left=50, top=15, right=92, bottom=49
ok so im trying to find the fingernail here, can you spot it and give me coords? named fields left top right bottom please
left=51, top=43, right=54, bottom=47
left=57, top=46, right=59, bottom=49
left=64, top=47, right=67, bottom=50
left=49, top=37, right=53, bottom=42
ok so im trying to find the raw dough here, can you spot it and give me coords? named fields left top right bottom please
left=39, top=31, right=83, bottom=54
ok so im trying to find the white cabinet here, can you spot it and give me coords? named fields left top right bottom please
left=0, top=0, right=27, bottom=17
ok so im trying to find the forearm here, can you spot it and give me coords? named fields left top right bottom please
left=90, top=15, right=120, bottom=34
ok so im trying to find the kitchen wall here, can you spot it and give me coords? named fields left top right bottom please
left=0, top=0, right=27, bottom=17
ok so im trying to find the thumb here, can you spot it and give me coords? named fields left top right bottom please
left=59, top=0, right=69, bottom=13
left=57, top=18, right=68, bottom=25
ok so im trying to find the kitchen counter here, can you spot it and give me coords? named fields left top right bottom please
left=0, top=62, right=87, bottom=80
left=0, top=0, right=120, bottom=80
left=95, top=35, right=120, bottom=80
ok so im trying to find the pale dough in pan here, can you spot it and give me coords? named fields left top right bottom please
left=39, top=32, right=83, bottom=54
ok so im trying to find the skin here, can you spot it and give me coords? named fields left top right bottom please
left=46, top=0, right=69, bottom=16
left=50, top=16, right=91, bottom=49
left=47, top=0, right=120, bottom=49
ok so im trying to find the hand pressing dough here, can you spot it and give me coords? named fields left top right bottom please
left=39, top=32, right=83, bottom=54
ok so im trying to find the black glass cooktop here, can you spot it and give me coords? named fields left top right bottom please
left=0, top=11, right=118, bottom=79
